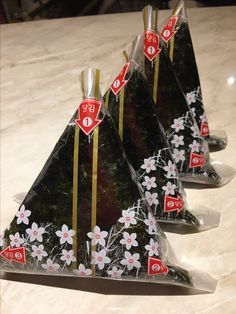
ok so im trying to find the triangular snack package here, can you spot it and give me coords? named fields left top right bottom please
left=159, top=0, right=227, bottom=152
left=0, top=69, right=215, bottom=291
left=142, top=5, right=234, bottom=187
left=104, top=41, right=220, bottom=231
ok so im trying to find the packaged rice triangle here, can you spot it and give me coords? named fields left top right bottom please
left=104, top=43, right=220, bottom=232
left=0, top=68, right=216, bottom=292
left=159, top=0, right=227, bottom=152
left=141, top=5, right=235, bottom=187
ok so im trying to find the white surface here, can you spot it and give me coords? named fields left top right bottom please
left=1, top=6, right=236, bottom=314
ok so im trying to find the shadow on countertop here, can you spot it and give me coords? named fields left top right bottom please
left=1, top=271, right=211, bottom=295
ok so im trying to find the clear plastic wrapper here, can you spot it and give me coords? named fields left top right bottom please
left=0, top=68, right=216, bottom=292
left=104, top=43, right=221, bottom=231
left=159, top=0, right=227, bottom=152
left=141, top=5, right=234, bottom=187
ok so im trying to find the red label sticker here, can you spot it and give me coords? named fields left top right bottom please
left=164, top=195, right=184, bottom=213
left=0, top=246, right=26, bottom=264
left=148, top=257, right=168, bottom=276
left=189, top=152, right=205, bottom=168
left=144, top=30, right=161, bottom=62
left=74, top=99, right=102, bottom=136
left=201, top=121, right=210, bottom=137
left=110, top=62, right=130, bottom=95
left=161, top=16, right=179, bottom=43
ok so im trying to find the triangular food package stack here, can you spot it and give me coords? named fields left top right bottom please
left=104, top=41, right=220, bottom=231
left=160, top=0, right=227, bottom=152
left=142, top=5, right=234, bottom=187
left=0, top=68, right=215, bottom=291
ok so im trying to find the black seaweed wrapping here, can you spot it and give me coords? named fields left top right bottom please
left=144, top=40, right=221, bottom=186
left=172, top=22, right=209, bottom=137
left=105, top=68, right=199, bottom=227
left=0, top=106, right=192, bottom=288
left=169, top=19, right=227, bottom=151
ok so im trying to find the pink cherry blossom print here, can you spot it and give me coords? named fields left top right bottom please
left=26, top=222, right=45, bottom=242
left=171, top=135, right=184, bottom=148
left=91, top=249, right=111, bottom=270
left=145, top=191, right=159, bottom=207
left=55, top=224, right=75, bottom=245
left=141, top=158, right=156, bottom=174
left=107, top=266, right=123, bottom=278
left=186, top=91, right=196, bottom=105
left=189, top=140, right=200, bottom=152
left=41, top=259, right=60, bottom=272
left=73, top=264, right=92, bottom=276
left=9, top=232, right=24, bottom=247
left=144, top=212, right=157, bottom=233
left=87, top=226, right=108, bottom=247
left=60, top=249, right=76, bottom=265
left=16, top=205, right=31, bottom=225
left=162, top=181, right=176, bottom=195
left=120, top=251, right=141, bottom=271
left=145, top=238, right=159, bottom=257
left=172, top=149, right=185, bottom=163
left=118, top=210, right=137, bottom=228
left=163, top=160, right=176, bottom=177
left=171, top=118, right=185, bottom=132
left=142, top=176, right=157, bottom=191
left=120, top=232, right=138, bottom=250
left=31, top=244, right=48, bottom=261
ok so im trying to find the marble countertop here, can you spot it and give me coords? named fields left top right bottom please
left=1, top=6, right=236, bottom=314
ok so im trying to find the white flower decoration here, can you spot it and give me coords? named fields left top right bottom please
left=107, top=266, right=123, bottom=278
left=31, top=244, right=48, bottom=261
left=26, top=222, right=45, bottom=242
left=141, top=158, right=156, bottom=174
left=120, top=232, right=138, bottom=250
left=171, top=134, right=184, bottom=148
left=186, top=91, right=196, bottom=105
left=162, top=181, right=176, bottom=195
left=190, top=125, right=200, bottom=138
left=118, top=209, right=137, bottom=228
left=172, top=149, right=185, bottom=163
left=163, top=160, right=176, bottom=178
left=91, top=249, right=111, bottom=270
left=120, top=251, right=141, bottom=271
left=142, top=176, right=157, bottom=191
left=16, top=205, right=31, bottom=225
left=87, top=225, right=108, bottom=247
left=60, top=249, right=76, bottom=265
left=55, top=224, right=75, bottom=245
left=73, top=264, right=92, bottom=276
left=189, top=140, right=200, bottom=152
left=41, top=259, right=60, bottom=272
left=171, top=118, right=185, bottom=132
left=9, top=232, right=24, bottom=247
left=145, top=191, right=159, bottom=207
left=144, top=212, right=157, bottom=233
left=145, top=238, right=159, bottom=256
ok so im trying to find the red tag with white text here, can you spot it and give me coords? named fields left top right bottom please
left=74, top=99, right=102, bottom=135
left=189, top=152, right=205, bottom=168
left=164, top=195, right=184, bottom=213
left=144, top=30, right=161, bottom=61
left=148, top=257, right=168, bottom=276
left=0, top=246, right=26, bottom=264
left=201, top=121, right=210, bottom=137
left=161, top=16, right=179, bottom=43
left=110, top=62, right=130, bottom=95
